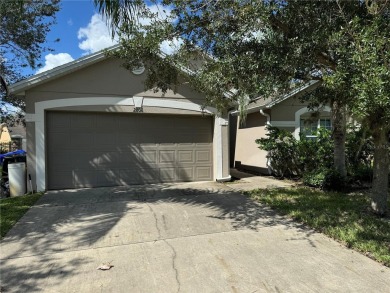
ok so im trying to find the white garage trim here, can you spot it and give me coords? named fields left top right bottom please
left=214, top=117, right=231, bottom=182
left=33, top=97, right=220, bottom=191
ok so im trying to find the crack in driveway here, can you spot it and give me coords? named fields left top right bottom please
left=146, top=203, right=162, bottom=240
left=146, top=203, right=181, bottom=292
left=164, top=240, right=181, bottom=293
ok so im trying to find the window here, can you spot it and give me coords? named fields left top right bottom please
left=319, top=118, right=331, bottom=131
left=300, top=117, right=331, bottom=140
left=294, top=107, right=332, bottom=140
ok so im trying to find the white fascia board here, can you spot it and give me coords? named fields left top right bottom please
left=230, top=105, right=265, bottom=116
left=9, top=45, right=120, bottom=95
left=237, top=80, right=321, bottom=115
left=264, top=80, right=320, bottom=109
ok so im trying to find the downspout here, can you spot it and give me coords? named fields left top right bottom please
left=259, top=108, right=273, bottom=175
left=259, top=108, right=271, bottom=126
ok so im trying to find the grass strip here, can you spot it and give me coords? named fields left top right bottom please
left=0, top=193, right=43, bottom=238
left=247, top=187, right=390, bottom=267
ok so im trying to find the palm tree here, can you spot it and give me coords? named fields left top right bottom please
left=93, top=0, right=142, bottom=37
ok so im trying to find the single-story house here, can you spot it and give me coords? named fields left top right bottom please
left=9, top=47, right=231, bottom=192
left=231, top=80, right=331, bottom=174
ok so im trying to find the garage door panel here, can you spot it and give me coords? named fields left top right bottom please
left=138, top=150, right=158, bottom=164
left=48, top=152, right=73, bottom=170
left=196, top=166, right=212, bottom=180
left=71, top=133, right=95, bottom=149
left=47, top=112, right=71, bottom=128
left=48, top=132, right=72, bottom=149
left=110, top=152, right=138, bottom=168
left=139, top=168, right=159, bottom=183
left=176, top=167, right=194, bottom=181
left=49, top=170, right=73, bottom=189
left=47, top=112, right=213, bottom=189
left=71, top=151, right=100, bottom=169
left=71, top=113, right=95, bottom=128
left=73, top=170, right=98, bottom=187
left=159, top=150, right=175, bottom=163
left=178, top=150, right=195, bottom=164
left=94, top=133, right=117, bottom=149
left=95, top=170, right=118, bottom=187
left=196, top=150, right=211, bottom=163
left=118, top=169, right=140, bottom=185
left=160, top=168, right=176, bottom=181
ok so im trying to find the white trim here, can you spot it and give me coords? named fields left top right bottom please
left=271, top=121, right=296, bottom=127
left=213, top=116, right=229, bottom=181
left=142, top=98, right=215, bottom=113
left=294, top=106, right=331, bottom=139
left=217, top=117, right=229, bottom=126
left=33, top=97, right=218, bottom=191
left=133, top=96, right=144, bottom=108
left=214, top=117, right=223, bottom=180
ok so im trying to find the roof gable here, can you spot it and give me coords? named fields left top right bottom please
left=9, top=45, right=120, bottom=96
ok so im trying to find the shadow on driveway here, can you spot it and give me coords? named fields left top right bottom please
left=0, top=182, right=314, bottom=292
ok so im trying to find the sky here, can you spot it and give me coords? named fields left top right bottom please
left=29, top=0, right=180, bottom=76
left=31, top=0, right=117, bottom=75
left=2, top=0, right=179, bottom=114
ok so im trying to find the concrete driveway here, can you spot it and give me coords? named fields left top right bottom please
left=1, top=181, right=389, bottom=293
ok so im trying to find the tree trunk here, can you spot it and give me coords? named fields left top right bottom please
left=332, top=100, right=347, bottom=177
left=371, top=128, right=389, bottom=216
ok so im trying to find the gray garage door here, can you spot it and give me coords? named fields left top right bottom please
left=46, top=111, right=213, bottom=189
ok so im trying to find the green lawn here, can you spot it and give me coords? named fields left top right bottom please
left=0, top=193, right=43, bottom=238
left=247, top=187, right=390, bottom=267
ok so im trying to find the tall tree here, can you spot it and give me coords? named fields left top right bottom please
left=326, top=3, right=390, bottom=215
left=0, top=0, right=60, bottom=123
left=95, top=0, right=389, bottom=215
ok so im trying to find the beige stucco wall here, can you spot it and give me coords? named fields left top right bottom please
left=270, top=96, right=308, bottom=121
left=234, top=94, right=331, bottom=174
left=24, top=57, right=230, bottom=190
left=234, top=111, right=269, bottom=173
left=25, top=58, right=204, bottom=113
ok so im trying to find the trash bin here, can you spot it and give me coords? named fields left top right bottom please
left=8, top=162, right=26, bottom=197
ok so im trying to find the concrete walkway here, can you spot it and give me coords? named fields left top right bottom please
left=1, top=181, right=389, bottom=292
left=228, top=169, right=294, bottom=191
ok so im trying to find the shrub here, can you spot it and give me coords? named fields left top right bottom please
left=256, top=127, right=301, bottom=177
left=303, top=168, right=346, bottom=190
left=256, top=125, right=374, bottom=189
left=256, top=126, right=333, bottom=178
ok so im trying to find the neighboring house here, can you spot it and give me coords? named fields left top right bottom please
left=0, top=123, right=26, bottom=152
left=0, top=123, right=12, bottom=152
left=231, top=80, right=331, bottom=174
left=9, top=47, right=231, bottom=192
left=8, top=123, right=27, bottom=151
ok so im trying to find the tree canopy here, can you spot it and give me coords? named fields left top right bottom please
left=97, top=0, right=390, bottom=215
left=0, top=0, right=60, bottom=123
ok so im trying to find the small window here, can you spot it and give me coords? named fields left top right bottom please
left=319, top=119, right=331, bottom=131
left=300, top=117, right=331, bottom=139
